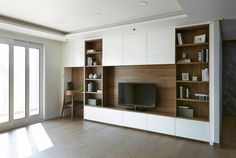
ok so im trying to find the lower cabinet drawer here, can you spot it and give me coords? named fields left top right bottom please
left=176, top=118, right=209, bottom=142
left=146, top=114, right=175, bottom=136
left=123, top=111, right=146, bottom=130
left=102, top=108, right=123, bottom=126
left=84, top=106, right=102, bottom=122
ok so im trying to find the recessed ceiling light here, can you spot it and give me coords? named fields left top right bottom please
left=91, top=12, right=101, bottom=17
left=137, top=0, right=149, bottom=7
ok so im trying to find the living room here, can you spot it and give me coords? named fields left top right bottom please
left=0, top=0, right=235, bottom=158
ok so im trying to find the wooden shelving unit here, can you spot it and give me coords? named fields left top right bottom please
left=176, top=24, right=210, bottom=121
left=84, top=39, right=103, bottom=107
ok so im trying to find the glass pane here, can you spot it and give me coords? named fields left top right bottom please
left=29, top=48, right=39, bottom=116
left=0, top=44, right=9, bottom=123
left=14, top=46, right=26, bottom=119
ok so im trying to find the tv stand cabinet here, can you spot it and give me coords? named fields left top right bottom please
left=84, top=106, right=209, bottom=142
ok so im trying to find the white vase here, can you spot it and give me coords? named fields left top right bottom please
left=93, top=73, right=97, bottom=79
left=89, top=73, right=93, bottom=79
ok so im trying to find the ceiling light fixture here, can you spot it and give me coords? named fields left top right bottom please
left=137, top=0, right=149, bottom=7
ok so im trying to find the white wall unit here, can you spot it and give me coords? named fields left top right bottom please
left=146, top=114, right=175, bottom=136
left=103, top=36, right=123, bottom=66
left=176, top=118, right=210, bottom=142
left=122, top=111, right=146, bottom=130
left=73, top=41, right=85, bottom=67
left=102, top=108, right=123, bottom=126
left=63, top=41, right=84, bottom=67
left=123, top=33, right=147, bottom=65
left=84, top=106, right=102, bottom=122
left=147, top=28, right=175, bottom=64
left=63, top=43, right=74, bottom=67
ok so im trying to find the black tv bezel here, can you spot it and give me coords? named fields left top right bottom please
left=117, top=82, right=156, bottom=109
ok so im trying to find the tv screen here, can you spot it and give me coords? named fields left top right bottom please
left=118, top=83, right=156, bottom=109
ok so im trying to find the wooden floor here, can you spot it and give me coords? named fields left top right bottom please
left=1, top=118, right=236, bottom=158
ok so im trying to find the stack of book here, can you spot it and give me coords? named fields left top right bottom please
left=198, top=49, right=209, bottom=62
left=87, top=57, right=93, bottom=66
left=177, top=105, right=194, bottom=117
left=179, top=86, right=190, bottom=99
left=202, top=68, right=209, bottom=81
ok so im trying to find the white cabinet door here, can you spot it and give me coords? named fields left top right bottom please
left=123, top=111, right=146, bottom=130
left=176, top=118, right=210, bottom=142
left=103, top=36, right=123, bottom=66
left=102, top=108, right=123, bottom=126
left=73, top=41, right=85, bottom=67
left=84, top=106, right=102, bottom=122
left=146, top=114, right=175, bottom=136
left=63, top=43, right=74, bottom=67
left=123, top=33, right=147, bottom=65
left=147, top=28, right=175, bottom=64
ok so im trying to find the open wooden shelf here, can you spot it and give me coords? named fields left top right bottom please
left=85, top=91, right=103, bottom=94
left=85, top=51, right=102, bottom=55
left=85, top=65, right=102, bottom=68
left=176, top=98, right=209, bottom=103
left=85, top=78, right=102, bottom=81
left=176, top=80, right=209, bottom=83
left=176, top=42, right=209, bottom=47
left=176, top=62, right=209, bottom=65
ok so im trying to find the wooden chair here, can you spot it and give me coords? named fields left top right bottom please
left=61, top=90, right=83, bottom=120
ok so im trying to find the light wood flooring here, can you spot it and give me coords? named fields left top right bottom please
left=1, top=118, right=236, bottom=158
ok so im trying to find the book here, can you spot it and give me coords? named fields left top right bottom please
left=198, top=49, right=209, bottom=62
left=201, top=68, right=209, bottom=81
left=177, top=33, right=183, bottom=45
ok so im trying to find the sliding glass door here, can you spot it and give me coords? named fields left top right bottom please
left=0, top=38, right=43, bottom=131
left=0, top=43, right=10, bottom=124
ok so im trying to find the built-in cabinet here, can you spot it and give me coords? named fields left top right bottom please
left=103, top=36, right=123, bottom=66
left=123, top=33, right=147, bottom=65
left=63, top=41, right=84, bottom=67
left=147, top=28, right=175, bottom=64
left=62, top=24, right=212, bottom=144
left=84, top=106, right=210, bottom=142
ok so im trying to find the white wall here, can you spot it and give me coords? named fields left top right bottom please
left=0, top=29, right=62, bottom=120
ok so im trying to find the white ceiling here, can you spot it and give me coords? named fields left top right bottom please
left=0, top=0, right=183, bottom=33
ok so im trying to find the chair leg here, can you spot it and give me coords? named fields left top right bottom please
left=61, top=98, right=65, bottom=118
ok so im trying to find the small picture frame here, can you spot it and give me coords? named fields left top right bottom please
left=194, top=34, right=206, bottom=43
left=182, top=73, right=189, bottom=81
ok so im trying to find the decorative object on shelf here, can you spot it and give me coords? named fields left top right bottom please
left=87, top=49, right=95, bottom=53
left=177, top=33, right=183, bottom=45
left=195, top=93, right=209, bottom=100
left=194, top=34, right=206, bottom=43
left=93, top=60, right=97, bottom=66
left=89, top=73, right=93, bottom=79
left=93, top=73, right=98, bottom=79
left=97, top=90, right=102, bottom=93
left=177, top=105, right=194, bottom=117
left=66, top=82, right=73, bottom=90
left=177, top=52, right=191, bottom=63
left=88, top=99, right=98, bottom=106
left=198, top=49, right=209, bottom=62
left=88, top=82, right=93, bottom=92
left=87, top=57, right=93, bottom=66
left=182, top=73, right=189, bottom=81
left=192, top=72, right=198, bottom=81
left=186, top=88, right=190, bottom=99
left=201, top=68, right=209, bottom=81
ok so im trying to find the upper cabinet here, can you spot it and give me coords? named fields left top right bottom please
left=123, top=33, right=147, bottom=65
left=103, top=36, right=123, bottom=66
left=147, top=28, right=175, bottom=64
left=63, top=41, right=84, bottom=67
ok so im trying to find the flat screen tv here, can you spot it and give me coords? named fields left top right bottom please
left=118, top=83, right=156, bottom=109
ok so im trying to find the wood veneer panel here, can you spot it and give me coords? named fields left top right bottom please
left=104, top=65, right=176, bottom=115
left=72, top=67, right=84, bottom=101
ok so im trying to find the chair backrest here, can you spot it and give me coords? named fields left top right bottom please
left=64, top=90, right=75, bottom=96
